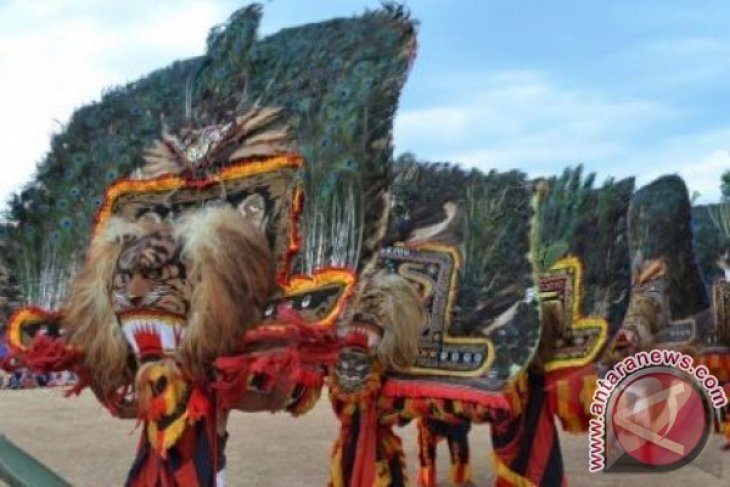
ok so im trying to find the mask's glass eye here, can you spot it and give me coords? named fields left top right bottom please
left=143, top=268, right=162, bottom=280
left=354, top=363, right=368, bottom=372
left=264, top=304, right=275, bottom=317
left=301, top=295, right=312, bottom=309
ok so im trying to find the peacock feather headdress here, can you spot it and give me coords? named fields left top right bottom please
left=536, top=165, right=634, bottom=370
left=1, top=3, right=416, bottom=307
left=378, top=154, right=540, bottom=393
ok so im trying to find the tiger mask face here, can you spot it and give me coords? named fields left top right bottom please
left=111, top=226, right=191, bottom=365
left=63, top=205, right=275, bottom=399
left=112, top=227, right=191, bottom=318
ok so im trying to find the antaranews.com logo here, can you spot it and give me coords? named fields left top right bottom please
left=589, top=349, right=728, bottom=473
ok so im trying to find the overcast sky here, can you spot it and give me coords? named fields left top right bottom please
left=1, top=0, right=729, bottom=209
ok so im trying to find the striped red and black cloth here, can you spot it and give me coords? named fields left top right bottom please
left=492, top=371, right=567, bottom=487
left=416, top=418, right=472, bottom=486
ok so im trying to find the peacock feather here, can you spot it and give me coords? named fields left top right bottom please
left=629, top=175, right=710, bottom=320
left=388, top=153, right=540, bottom=383
left=0, top=231, right=23, bottom=326
left=694, top=201, right=730, bottom=287
left=537, top=165, right=634, bottom=334
left=1, top=3, right=416, bottom=303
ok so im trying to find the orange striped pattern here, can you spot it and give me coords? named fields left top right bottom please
left=545, top=365, right=597, bottom=433
left=695, top=353, right=730, bottom=383
left=696, top=353, right=730, bottom=440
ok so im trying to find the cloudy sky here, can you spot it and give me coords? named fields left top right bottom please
left=1, top=0, right=729, bottom=208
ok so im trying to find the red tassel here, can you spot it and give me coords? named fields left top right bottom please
left=5, top=334, right=93, bottom=397
left=64, top=369, right=93, bottom=397
left=17, top=334, right=84, bottom=372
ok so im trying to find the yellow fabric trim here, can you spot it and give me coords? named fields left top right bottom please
left=582, top=373, right=597, bottom=414
left=281, top=268, right=357, bottom=328
left=329, top=438, right=344, bottom=487
left=375, top=461, right=392, bottom=487
left=449, top=463, right=472, bottom=483
left=6, top=307, right=62, bottom=352
left=542, top=256, right=609, bottom=371
left=95, top=154, right=303, bottom=236
left=491, top=452, right=536, bottom=487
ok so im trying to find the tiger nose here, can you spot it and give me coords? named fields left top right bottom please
left=127, top=274, right=151, bottom=306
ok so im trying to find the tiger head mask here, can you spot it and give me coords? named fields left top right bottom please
left=62, top=205, right=275, bottom=400
left=334, top=272, right=426, bottom=394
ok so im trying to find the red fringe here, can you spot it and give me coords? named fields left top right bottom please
left=382, top=379, right=511, bottom=411
left=3, top=334, right=94, bottom=398
left=213, top=315, right=340, bottom=411
left=23, top=335, right=84, bottom=372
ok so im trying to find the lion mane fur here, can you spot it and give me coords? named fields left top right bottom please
left=174, top=205, right=274, bottom=378
left=62, top=205, right=274, bottom=397
left=63, top=217, right=150, bottom=398
left=354, top=271, right=426, bottom=371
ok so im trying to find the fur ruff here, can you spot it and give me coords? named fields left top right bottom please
left=354, top=272, right=426, bottom=371
left=174, top=205, right=274, bottom=378
left=63, top=217, right=152, bottom=398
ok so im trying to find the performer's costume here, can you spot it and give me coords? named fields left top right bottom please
left=4, top=109, right=314, bottom=485
left=407, top=166, right=635, bottom=485
left=329, top=272, right=513, bottom=487
left=416, top=419, right=471, bottom=485
left=6, top=4, right=726, bottom=487
left=326, top=160, right=581, bottom=487
left=607, top=175, right=730, bottom=445
left=2, top=5, right=417, bottom=486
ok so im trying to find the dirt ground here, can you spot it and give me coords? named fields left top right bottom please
left=0, top=389, right=727, bottom=486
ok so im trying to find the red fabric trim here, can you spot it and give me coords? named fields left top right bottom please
left=277, top=184, right=304, bottom=286
left=214, top=317, right=339, bottom=411
left=173, top=461, right=200, bottom=487
left=452, top=463, right=468, bottom=483
left=525, top=401, right=555, bottom=484
left=350, top=399, right=378, bottom=487
left=2, top=334, right=94, bottom=397
left=418, top=467, right=436, bottom=487
left=382, top=379, right=511, bottom=411
left=128, top=409, right=219, bottom=487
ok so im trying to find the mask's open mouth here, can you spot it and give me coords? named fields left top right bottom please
left=118, top=310, right=186, bottom=362
left=348, top=312, right=384, bottom=348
